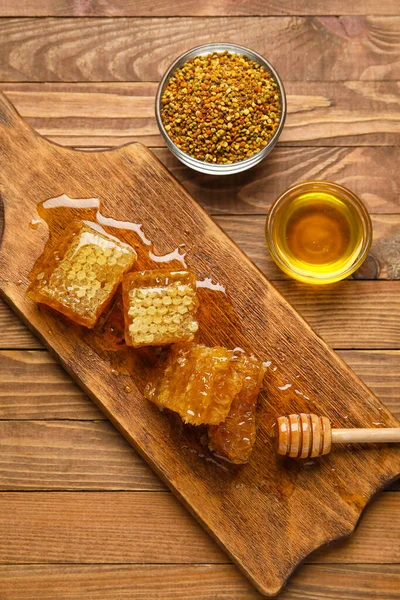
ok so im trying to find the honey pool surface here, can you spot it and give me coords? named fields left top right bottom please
left=269, top=190, right=366, bottom=283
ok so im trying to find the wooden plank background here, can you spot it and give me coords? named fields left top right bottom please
left=0, top=3, right=399, bottom=598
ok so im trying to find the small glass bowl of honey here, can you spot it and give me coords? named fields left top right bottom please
left=265, top=181, right=372, bottom=284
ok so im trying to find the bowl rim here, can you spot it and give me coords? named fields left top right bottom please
left=265, top=180, right=373, bottom=284
left=155, top=42, right=287, bottom=175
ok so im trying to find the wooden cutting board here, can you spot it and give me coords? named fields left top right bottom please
left=0, top=91, right=399, bottom=597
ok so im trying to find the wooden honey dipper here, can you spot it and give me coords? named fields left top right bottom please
left=276, top=413, right=400, bottom=458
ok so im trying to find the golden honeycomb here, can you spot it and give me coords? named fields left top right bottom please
left=28, top=223, right=137, bottom=328
left=208, top=354, right=265, bottom=464
left=122, top=270, right=199, bottom=348
left=144, top=343, right=247, bottom=425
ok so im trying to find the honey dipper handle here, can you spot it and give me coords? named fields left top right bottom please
left=331, top=428, right=400, bottom=444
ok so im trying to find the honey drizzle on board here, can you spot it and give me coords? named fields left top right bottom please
left=29, top=193, right=316, bottom=478
left=31, top=194, right=244, bottom=377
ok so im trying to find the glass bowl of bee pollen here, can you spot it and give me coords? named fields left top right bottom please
left=156, top=43, right=286, bottom=175
left=265, top=181, right=373, bottom=284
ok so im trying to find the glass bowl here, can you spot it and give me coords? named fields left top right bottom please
left=265, top=181, right=373, bottom=284
left=155, top=43, right=286, bottom=175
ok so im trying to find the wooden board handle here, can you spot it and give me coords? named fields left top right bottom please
left=332, top=428, right=400, bottom=444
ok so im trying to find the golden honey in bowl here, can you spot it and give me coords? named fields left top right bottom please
left=266, top=181, right=372, bottom=284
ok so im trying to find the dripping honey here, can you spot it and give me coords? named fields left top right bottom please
left=266, top=182, right=372, bottom=284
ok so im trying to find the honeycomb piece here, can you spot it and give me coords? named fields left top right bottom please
left=144, top=343, right=246, bottom=425
left=208, top=354, right=266, bottom=464
left=28, top=223, right=137, bottom=328
left=122, top=270, right=199, bottom=348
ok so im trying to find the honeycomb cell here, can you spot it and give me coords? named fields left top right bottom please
left=28, top=223, right=137, bottom=328
left=144, top=343, right=247, bottom=425
left=208, top=354, right=266, bottom=464
left=122, top=270, right=199, bottom=348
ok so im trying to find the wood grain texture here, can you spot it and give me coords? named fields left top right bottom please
left=337, top=351, right=400, bottom=421
left=0, top=564, right=399, bottom=600
left=0, top=93, right=399, bottom=595
left=0, top=420, right=164, bottom=490
left=154, top=147, right=400, bottom=215
left=0, top=300, right=43, bottom=348
left=0, top=350, right=101, bottom=419
left=1, top=281, right=399, bottom=350
left=274, top=281, right=400, bottom=349
left=0, top=491, right=225, bottom=564
left=339, top=350, right=400, bottom=416
left=1, top=350, right=398, bottom=421
left=2, top=82, right=400, bottom=147
left=0, top=17, right=399, bottom=82
left=0, top=1, right=398, bottom=17
left=0, top=492, right=398, bottom=565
